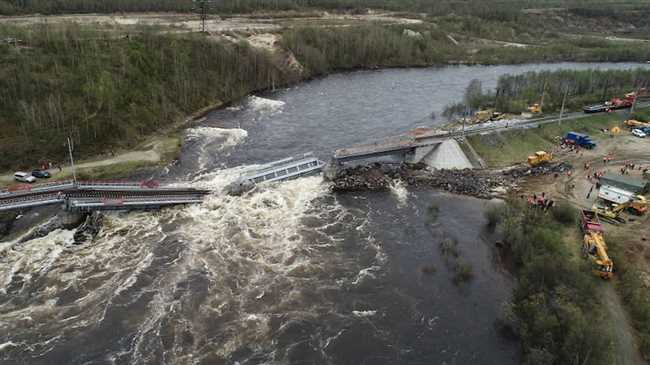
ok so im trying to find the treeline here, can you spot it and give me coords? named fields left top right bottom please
left=487, top=202, right=614, bottom=364
left=1, top=0, right=648, bottom=18
left=0, top=24, right=298, bottom=170
left=453, top=68, right=650, bottom=115
left=282, top=25, right=461, bottom=75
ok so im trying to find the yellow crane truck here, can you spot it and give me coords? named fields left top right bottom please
left=580, top=210, right=613, bottom=279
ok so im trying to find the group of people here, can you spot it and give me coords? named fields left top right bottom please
left=38, top=161, right=63, bottom=172
left=524, top=192, right=555, bottom=211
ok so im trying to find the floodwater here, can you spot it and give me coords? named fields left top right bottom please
left=1, top=62, right=647, bottom=364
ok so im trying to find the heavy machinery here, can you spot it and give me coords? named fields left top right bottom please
left=592, top=195, right=647, bottom=224
left=527, top=151, right=553, bottom=167
left=527, top=103, right=542, bottom=114
left=624, top=119, right=650, bottom=129
left=583, top=93, right=635, bottom=113
left=472, top=109, right=505, bottom=124
left=580, top=210, right=614, bottom=280
left=564, top=132, right=596, bottom=149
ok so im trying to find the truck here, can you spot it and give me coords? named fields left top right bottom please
left=564, top=132, right=596, bottom=149
left=580, top=210, right=614, bottom=280
left=583, top=93, right=635, bottom=113
left=583, top=104, right=609, bottom=113
left=527, top=151, right=553, bottom=167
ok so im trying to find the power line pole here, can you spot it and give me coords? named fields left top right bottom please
left=192, top=0, right=214, bottom=33
left=67, top=136, right=77, bottom=185
left=558, top=86, right=569, bottom=125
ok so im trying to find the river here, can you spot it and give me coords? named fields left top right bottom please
left=0, top=62, right=647, bottom=365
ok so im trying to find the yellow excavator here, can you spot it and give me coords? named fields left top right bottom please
left=592, top=195, right=647, bottom=224
left=527, top=151, right=553, bottom=167
left=580, top=210, right=613, bottom=280
left=583, top=231, right=614, bottom=280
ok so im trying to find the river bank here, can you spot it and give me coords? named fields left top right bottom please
left=3, top=8, right=650, bottom=174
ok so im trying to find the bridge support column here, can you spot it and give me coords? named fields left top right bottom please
left=60, top=211, right=86, bottom=228
left=422, top=139, right=473, bottom=169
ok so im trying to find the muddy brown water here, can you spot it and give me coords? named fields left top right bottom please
left=1, top=62, right=649, bottom=364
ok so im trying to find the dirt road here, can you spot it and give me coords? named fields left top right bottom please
left=0, top=138, right=175, bottom=186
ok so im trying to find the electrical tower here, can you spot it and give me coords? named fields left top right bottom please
left=192, top=0, right=215, bottom=33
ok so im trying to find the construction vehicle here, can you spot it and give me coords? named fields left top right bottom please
left=580, top=210, right=614, bottom=280
left=527, top=151, right=553, bottom=167
left=527, top=103, right=542, bottom=114
left=624, top=119, right=650, bottom=129
left=472, top=109, right=505, bottom=124
left=592, top=196, right=647, bottom=224
left=564, top=132, right=596, bottom=149
left=583, top=93, right=635, bottom=113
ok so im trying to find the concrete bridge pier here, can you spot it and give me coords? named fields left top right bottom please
left=412, top=140, right=474, bottom=169
left=60, top=210, right=87, bottom=228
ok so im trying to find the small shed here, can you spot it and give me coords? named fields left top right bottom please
left=599, top=173, right=648, bottom=194
left=598, top=184, right=635, bottom=204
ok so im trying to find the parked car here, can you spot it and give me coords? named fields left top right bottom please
left=632, top=129, right=647, bottom=138
left=14, top=172, right=36, bottom=183
left=31, top=169, right=51, bottom=178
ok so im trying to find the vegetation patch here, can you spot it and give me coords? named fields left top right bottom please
left=487, top=201, right=614, bottom=364
left=452, top=261, right=473, bottom=285
left=0, top=24, right=299, bottom=171
left=607, top=231, right=650, bottom=360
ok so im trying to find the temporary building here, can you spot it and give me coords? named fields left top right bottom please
left=599, top=173, right=648, bottom=194
left=598, top=184, right=636, bottom=204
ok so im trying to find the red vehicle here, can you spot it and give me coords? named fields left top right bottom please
left=581, top=209, right=603, bottom=234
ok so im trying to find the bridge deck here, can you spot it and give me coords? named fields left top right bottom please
left=0, top=181, right=209, bottom=212
left=334, top=128, right=447, bottom=162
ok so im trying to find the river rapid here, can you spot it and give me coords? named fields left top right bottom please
left=1, top=63, right=647, bottom=365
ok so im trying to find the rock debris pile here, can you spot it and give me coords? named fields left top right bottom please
left=505, top=162, right=573, bottom=179
left=330, top=161, right=573, bottom=199
left=74, top=211, right=104, bottom=244
left=330, top=163, right=509, bottom=199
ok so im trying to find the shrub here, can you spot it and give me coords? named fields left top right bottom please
left=439, top=238, right=459, bottom=258
left=453, top=261, right=474, bottom=285
left=550, top=201, right=577, bottom=225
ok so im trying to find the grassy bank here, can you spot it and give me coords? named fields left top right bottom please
left=467, top=109, right=645, bottom=167
left=487, top=201, right=614, bottom=364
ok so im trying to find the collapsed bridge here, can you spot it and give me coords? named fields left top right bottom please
left=333, top=128, right=475, bottom=169
left=0, top=180, right=209, bottom=212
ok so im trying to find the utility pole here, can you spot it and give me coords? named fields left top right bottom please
left=192, top=0, right=214, bottom=33
left=630, top=83, right=645, bottom=116
left=539, top=79, right=548, bottom=112
left=67, top=136, right=77, bottom=185
left=558, top=86, right=569, bottom=125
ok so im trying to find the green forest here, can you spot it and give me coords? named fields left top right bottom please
left=1, top=0, right=650, bottom=19
left=487, top=202, right=615, bottom=365
left=0, top=25, right=299, bottom=170
left=451, top=68, right=650, bottom=116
